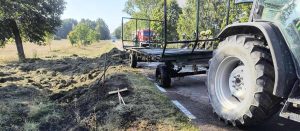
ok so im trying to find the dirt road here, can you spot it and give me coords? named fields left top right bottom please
left=114, top=40, right=124, bottom=51
left=137, top=62, right=300, bottom=131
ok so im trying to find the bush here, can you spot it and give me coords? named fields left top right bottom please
left=54, top=35, right=61, bottom=40
left=23, top=121, right=40, bottom=131
left=32, top=50, right=38, bottom=59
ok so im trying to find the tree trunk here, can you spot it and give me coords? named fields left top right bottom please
left=9, top=19, right=26, bottom=62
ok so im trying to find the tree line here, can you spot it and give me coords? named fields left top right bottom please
left=55, top=18, right=111, bottom=41
left=115, top=0, right=251, bottom=41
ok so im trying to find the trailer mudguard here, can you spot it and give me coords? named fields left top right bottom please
left=217, top=22, right=297, bottom=98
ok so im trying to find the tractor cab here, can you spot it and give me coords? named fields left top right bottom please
left=235, top=0, right=300, bottom=73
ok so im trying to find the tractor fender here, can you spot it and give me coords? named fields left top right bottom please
left=217, top=22, right=297, bottom=98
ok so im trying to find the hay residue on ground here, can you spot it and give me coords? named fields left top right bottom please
left=0, top=41, right=197, bottom=131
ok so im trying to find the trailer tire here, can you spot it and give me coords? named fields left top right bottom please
left=129, top=53, right=137, bottom=68
left=156, top=64, right=171, bottom=88
left=208, top=35, right=282, bottom=126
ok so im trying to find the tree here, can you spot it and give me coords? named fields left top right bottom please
left=80, top=19, right=97, bottom=30
left=177, top=0, right=251, bottom=39
left=95, top=18, right=111, bottom=40
left=79, top=18, right=110, bottom=40
left=54, top=35, right=61, bottom=40
left=151, top=0, right=182, bottom=41
left=55, top=18, right=78, bottom=39
left=67, top=23, right=100, bottom=46
left=0, top=0, right=66, bottom=62
left=123, top=0, right=161, bottom=18
left=44, top=33, right=54, bottom=50
left=113, top=26, right=122, bottom=39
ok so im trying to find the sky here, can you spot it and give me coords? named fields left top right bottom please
left=62, top=0, right=186, bottom=34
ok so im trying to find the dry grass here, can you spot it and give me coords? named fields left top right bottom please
left=0, top=40, right=116, bottom=65
left=0, top=40, right=70, bottom=64
left=0, top=40, right=198, bottom=130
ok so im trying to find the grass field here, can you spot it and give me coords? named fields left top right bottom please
left=0, top=40, right=198, bottom=130
left=0, top=40, right=116, bottom=65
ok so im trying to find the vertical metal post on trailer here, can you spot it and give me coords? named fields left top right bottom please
left=162, top=0, right=167, bottom=57
left=191, top=0, right=200, bottom=54
left=149, top=20, right=151, bottom=47
left=226, top=0, right=230, bottom=26
left=136, top=19, right=138, bottom=46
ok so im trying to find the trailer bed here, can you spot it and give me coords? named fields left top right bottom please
left=126, top=47, right=213, bottom=64
left=138, top=48, right=212, bottom=56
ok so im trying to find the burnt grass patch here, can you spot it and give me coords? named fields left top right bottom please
left=48, top=73, right=135, bottom=130
left=48, top=68, right=196, bottom=130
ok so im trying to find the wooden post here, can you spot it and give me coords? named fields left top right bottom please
left=102, top=53, right=107, bottom=87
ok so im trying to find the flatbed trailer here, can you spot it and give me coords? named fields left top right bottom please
left=125, top=47, right=213, bottom=83
left=122, top=0, right=216, bottom=87
left=126, top=47, right=212, bottom=65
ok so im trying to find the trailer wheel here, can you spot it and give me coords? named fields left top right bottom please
left=156, top=64, right=171, bottom=88
left=208, top=35, right=282, bottom=126
left=129, top=53, right=137, bottom=68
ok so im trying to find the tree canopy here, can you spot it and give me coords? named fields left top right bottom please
left=151, top=0, right=182, bottom=41
left=54, top=18, right=111, bottom=40
left=113, top=26, right=122, bottom=39
left=55, top=18, right=78, bottom=39
left=122, top=0, right=162, bottom=39
left=79, top=18, right=111, bottom=40
left=123, top=0, right=161, bottom=17
left=0, top=0, right=66, bottom=61
left=177, top=0, right=251, bottom=39
left=122, top=0, right=252, bottom=42
left=67, top=23, right=101, bottom=46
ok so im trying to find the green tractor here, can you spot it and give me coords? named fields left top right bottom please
left=208, top=0, right=300, bottom=126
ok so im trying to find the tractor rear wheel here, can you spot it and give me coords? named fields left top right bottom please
left=207, top=35, right=282, bottom=126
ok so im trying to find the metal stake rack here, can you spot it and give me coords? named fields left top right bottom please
left=122, top=0, right=226, bottom=80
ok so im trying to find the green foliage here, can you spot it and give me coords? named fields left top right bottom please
left=32, top=50, right=39, bottom=59
left=220, top=0, right=252, bottom=29
left=67, top=23, right=101, bottom=46
left=0, top=0, right=66, bottom=45
left=113, top=26, right=122, bottom=39
left=29, top=104, right=55, bottom=121
left=122, top=0, right=162, bottom=40
left=177, top=0, right=252, bottom=39
left=55, top=18, right=78, bottom=39
left=23, top=121, right=40, bottom=131
left=151, top=0, right=182, bottom=41
left=80, top=18, right=111, bottom=40
left=123, top=0, right=161, bottom=17
left=54, top=35, right=61, bottom=40
left=44, top=33, right=54, bottom=46
left=0, top=0, right=65, bottom=61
